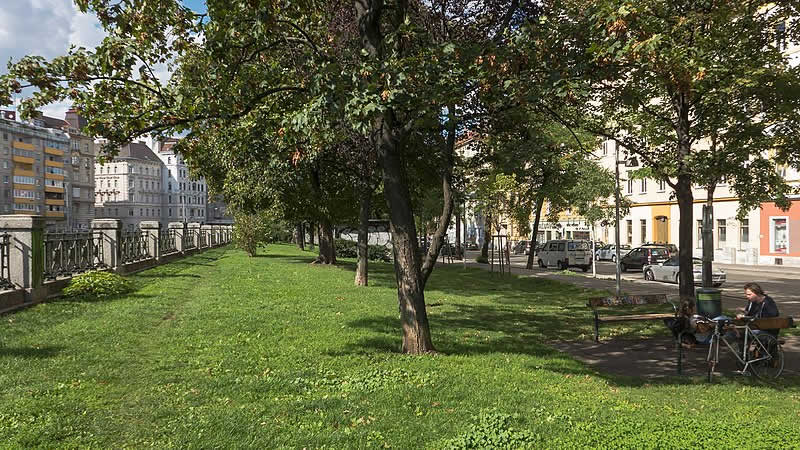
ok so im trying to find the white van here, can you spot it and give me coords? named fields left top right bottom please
left=537, top=240, right=592, bottom=271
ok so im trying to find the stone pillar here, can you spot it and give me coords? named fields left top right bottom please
left=0, top=215, right=46, bottom=302
left=211, top=225, right=220, bottom=246
left=140, top=221, right=161, bottom=261
left=169, top=222, right=187, bottom=253
left=200, top=224, right=212, bottom=248
left=91, top=218, right=122, bottom=270
left=188, top=222, right=201, bottom=249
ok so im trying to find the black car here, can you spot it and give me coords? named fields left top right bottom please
left=619, top=245, right=670, bottom=272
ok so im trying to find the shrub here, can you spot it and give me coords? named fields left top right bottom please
left=475, top=255, right=488, bottom=264
left=334, top=239, right=391, bottom=262
left=232, top=211, right=280, bottom=256
left=62, top=271, right=134, bottom=300
left=442, top=410, right=537, bottom=449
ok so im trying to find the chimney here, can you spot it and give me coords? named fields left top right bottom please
left=65, top=108, right=87, bottom=130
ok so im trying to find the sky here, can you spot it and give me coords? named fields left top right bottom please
left=0, top=0, right=207, bottom=119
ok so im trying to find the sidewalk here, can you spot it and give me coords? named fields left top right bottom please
left=448, top=255, right=800, bottom=379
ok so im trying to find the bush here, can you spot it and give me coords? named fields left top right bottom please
left=334, top=239, right=391, bottom=262
left=232, top=211, right=275, bottom=256
left=62, top=271, right=134, bottom=300
left=475, top=255, right=488, bottom=264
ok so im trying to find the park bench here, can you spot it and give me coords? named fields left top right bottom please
left=587, top=293, right=677, bottom=343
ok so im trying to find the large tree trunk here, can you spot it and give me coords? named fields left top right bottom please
left=316, top=219, right=336, bottom=264
left=526, top=195, right=545, bottom=269
left=295, top=223, right=305, bottom=250
left=674, top=93, right=695, bottom=310
left=308, top=221, right=315, bottom=250
left=355, top=193, right=371, bottom=286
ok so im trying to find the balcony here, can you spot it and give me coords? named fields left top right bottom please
left=45, top=199, right=65, bottom=206
left=45, top=185, right=64, bottom=193
left=44, top=210, right=65, bottom=218
left=44, top=147, right=65, bottom=156
left=45, top=172, right=65, bottom=181
left=12, top=141, right=35, bottom=151
left=13, top=168, right=35, bottom=177
left=45, top=160, right=64, bottom=168
left=12, top=155, right=35, bottom=164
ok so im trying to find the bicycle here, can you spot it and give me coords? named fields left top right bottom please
left=701, top=315, right=785, bottom=382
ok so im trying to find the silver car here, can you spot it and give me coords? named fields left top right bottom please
left=643, top=256, right=726, bottom=287
left=596, top=244, right=631, bottom=262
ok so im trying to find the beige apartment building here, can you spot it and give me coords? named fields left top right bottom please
left=94, top=141, right=165, bottom=230
left=0, top=113, right=72, bottom=229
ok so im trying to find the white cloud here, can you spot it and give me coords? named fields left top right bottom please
left=0, top=0, right=107, bottom=119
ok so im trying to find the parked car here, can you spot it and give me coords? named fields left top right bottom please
left=642, top=242, right=679, bottom=257
left=512, top=240, right=529, bottom=255
left=643, top=256, right=726, bottom=287
left=537, top=239, right=592, bottom=271
left=596, top=244, right=631, bottom=262
left=619, top=245, right=670, bottom=272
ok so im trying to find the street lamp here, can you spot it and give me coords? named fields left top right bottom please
left=614, top=142, right=638, bottom=298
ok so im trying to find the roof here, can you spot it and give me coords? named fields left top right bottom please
left=117, top=142, right=164, bottom=164
left=40, top=115, right=69, bottom=130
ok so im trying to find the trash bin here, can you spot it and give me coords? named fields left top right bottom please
left=696, top=288, right=722, bottom=318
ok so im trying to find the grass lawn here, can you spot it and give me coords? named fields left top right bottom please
left=1, top=244, right=799, bottom=448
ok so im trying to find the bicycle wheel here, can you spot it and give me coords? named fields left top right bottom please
left=747, top=334, right=784, bottom=379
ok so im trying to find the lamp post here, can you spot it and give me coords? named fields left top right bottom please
left=614, top=142, right=638, bottom=298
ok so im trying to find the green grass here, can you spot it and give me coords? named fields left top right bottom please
left=1, top=244, right=799, bottom=448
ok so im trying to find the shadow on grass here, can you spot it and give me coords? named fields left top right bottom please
left=136, top=273, right=202, bottom=279
left=0, top=345, right=64, bottom=359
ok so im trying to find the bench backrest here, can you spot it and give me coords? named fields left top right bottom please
left=749, top=317, right=795, bottom=330
left=588, top=294, right=669, bottom=308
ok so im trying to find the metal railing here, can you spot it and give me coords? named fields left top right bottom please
left=43, top=232, right=105, bottom=279
left=0, top=233, right=13, bottom=289
left=120, top=230, right=151, bottom=264
left=183, top=230, right=196, bottom=250
left=159, top=229, right=178, bottom=255
left=210, top=230, right=218, bottom=246
left=199, top=231, right=209, bottom=248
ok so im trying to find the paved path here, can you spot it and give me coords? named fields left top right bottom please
left=446, top=253, right=800, bottom=379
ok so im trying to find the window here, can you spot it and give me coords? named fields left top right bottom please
left=776, top=20, right=787, bottom=51
left=740, top=219, right=749, bottom=244
left=640, top=178, right=647, bottom=193
left=169, top=208, right=172, bottom=217
left=770, top=217, right=788, bottom=253
left=129, top=209, right=134, bottom=216
left=626, top=172, right=633, bottom=194
left=640, top=219, right=647, bottom=244
left=697, top=220, right=703, bottom=249
left=658, top=179, right=666, bottom=192
left=13, top=175, right=36, bottom=185
left=717, top=219, right=727, bottom=247
left=626, top=220, right=633, bottom=245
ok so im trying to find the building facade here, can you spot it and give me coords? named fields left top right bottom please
left=0, top=116, right=72, bottom=229
left=94, top=141, right=165, bottom=230
left=153, top=138, right=208, bottom=223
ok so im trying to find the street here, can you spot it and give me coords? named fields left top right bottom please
left=463, top=252, right=800, bottom=317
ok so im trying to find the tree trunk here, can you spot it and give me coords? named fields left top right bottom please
left=315, top=219, right=336, bottom=264
left=355, top=193, right=371, bottom=286
left=480, top=212, right=492, bottom=260
left=295, top=223, right=305, bottom=250
left=676, top=175, right=695, bottom=307
left=526, top=195, right=545, bottom=269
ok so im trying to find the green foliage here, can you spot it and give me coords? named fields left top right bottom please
left=61, top=271, right=133, bottom=300
left=232, top=210, right=289, bottom=256
left=475, top=255, right=488, bottom=264
left=334, top=239, right=391, bottom=262
left=442, top=410, right=537, bottom=449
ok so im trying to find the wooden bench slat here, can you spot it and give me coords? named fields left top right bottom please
left=597, top=313, right=676, bottom=322
left=588, top=294, right=669, bottom=307
left=748, top=317, right=795, bottom=330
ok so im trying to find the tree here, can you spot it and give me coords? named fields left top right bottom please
left=544, top=0, right=800, bottom=299
left=1, top=0, right=532, bottom=354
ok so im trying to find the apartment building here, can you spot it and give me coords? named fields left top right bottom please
left=94, top=141, right=165, bottom=230
left=38, top=110, right=97, bottom=229
left=0, top=114, right=71, bottom=228
left=153, top=138, right=208, bottom=223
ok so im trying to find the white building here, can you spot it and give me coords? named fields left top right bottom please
left=153, top=138, right=208, bottom=223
